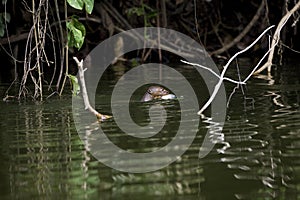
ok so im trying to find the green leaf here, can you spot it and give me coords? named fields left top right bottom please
left=67, top=0, right=84, bottom=10
left=67, top=74, right=80, bottom=96
left=83, top=0, right=94, bottom=14
left=130, top=58, right=140, bottom=67
left=67, top=17, right=86, bottom=49
left=127, top=7, right=144, bottom=17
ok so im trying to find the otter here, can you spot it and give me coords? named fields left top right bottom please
left=141, top=86, right=170, bottom=102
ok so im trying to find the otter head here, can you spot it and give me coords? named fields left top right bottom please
left=141, top=85, right=170, bottom=102
left=147, top=86, right=169, bottom=98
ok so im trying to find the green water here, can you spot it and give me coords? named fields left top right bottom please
left=0, top=59, right=300, bottom=199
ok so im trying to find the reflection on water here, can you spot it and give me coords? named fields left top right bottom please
left=0, top=59, right=300, bottom=199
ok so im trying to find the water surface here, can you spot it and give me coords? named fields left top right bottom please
left=0, top=59, right=300, bottom=199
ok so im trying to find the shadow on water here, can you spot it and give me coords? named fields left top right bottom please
left=0, top=58, right=300, bottom=199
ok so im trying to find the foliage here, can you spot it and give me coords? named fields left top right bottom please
left=66, top=0, right=94, bottom=50
left=126, top=4, right=157, bottom=26
left=67, top=74, right=80, bottom=96
left=66, top=0, right=94, bottom=96
left=0, top=12, right=10, bottom=37
left=67, top=0, right=94, bottom=14
left=67, top=16, right=86, bottom=50
left=1, top=0, right=300, bottom=100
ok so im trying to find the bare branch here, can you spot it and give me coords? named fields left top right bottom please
left=254, top=0, right=300, bottom=74
left=182, top=26, right=274, bottom=115
left=181, top=60, right=246, bottom=85
left=73, top=57, right=111, bottom=121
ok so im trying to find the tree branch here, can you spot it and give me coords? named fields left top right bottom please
left=254, top=0, right=300, bottom=74
left=182, top=25, right=274, bottom=115
left=73, top=57, right=111, bottom=121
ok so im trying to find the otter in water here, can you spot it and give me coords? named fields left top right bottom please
left=141, top=86, right=172, bottom=102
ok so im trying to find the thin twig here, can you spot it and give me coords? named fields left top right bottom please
left=54, top=0, right=66, bottom=92
left=180, top=60, right=245, bottom=85
left=59, top=0, right=69, bottom=96
left=48, top=15, right=57, bottom=89
left=254, top=0, right=300, bottom=74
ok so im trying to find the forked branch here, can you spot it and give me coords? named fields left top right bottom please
left=73, top=57, right=111, bottom=121
left=182, top=26, right=275, bottom=115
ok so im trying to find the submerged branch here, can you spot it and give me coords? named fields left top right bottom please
left=182, top=26, right=275, bottom=115
left=73, top=57, right=111, bottom=121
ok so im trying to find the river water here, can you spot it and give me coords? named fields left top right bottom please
left=0, top=58, right=299, bottom=199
